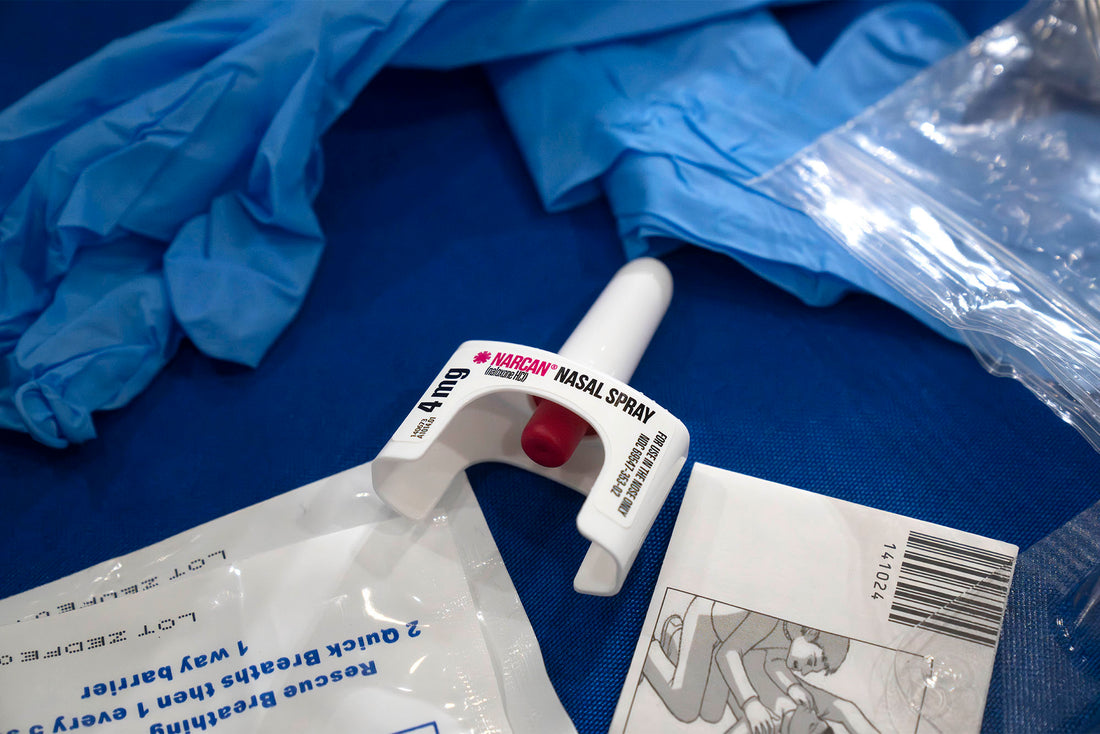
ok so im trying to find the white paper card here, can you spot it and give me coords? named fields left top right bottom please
left=610, top=464, right=1017, bottom=734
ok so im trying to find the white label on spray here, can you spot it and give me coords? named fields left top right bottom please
left=384, top=340, right=687, bottom=529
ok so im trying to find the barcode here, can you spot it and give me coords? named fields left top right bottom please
left=887, top=531, right=1014, bottom=647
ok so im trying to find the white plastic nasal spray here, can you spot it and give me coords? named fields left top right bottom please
left=373, top=258, right=689, bottom=596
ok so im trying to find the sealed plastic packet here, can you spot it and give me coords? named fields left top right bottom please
left=0, top=463, right=576, bottom=733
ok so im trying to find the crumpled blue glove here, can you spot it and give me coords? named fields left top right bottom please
left=393, top=0, right=779, bottom=68
left=0, top=0, right=446, bottom=447
left=1, top=0, right=766, bottom=448
left=488, top=3, right=969, bottom=335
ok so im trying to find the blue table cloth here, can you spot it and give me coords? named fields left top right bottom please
left=1, top=3, right=1096, bottom=732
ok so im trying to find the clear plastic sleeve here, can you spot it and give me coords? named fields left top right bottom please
left=752, top=0, right=1100, bottom=452
left=988, top=496, right=1100, bottom=731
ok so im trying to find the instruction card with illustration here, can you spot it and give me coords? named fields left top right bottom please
left=610, top=464, right=1017, bottom=734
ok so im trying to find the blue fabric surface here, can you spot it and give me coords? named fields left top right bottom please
left=2, top=3, right=1096, bottom=733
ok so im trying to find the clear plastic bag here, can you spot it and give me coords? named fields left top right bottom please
left=753, top=0, right=1100, bottom=452
left=988, top=495, right=1100, bottom=731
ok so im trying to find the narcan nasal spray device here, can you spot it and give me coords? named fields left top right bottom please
left=373, top=258, right=689, bottom=595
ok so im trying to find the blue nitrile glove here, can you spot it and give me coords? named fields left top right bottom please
left=0, top=0, right=787, bottom=448
left=488, top=3, right=969, bottom=334
left=392, top=0, right=790, bottom=68
left=0, top=0, right=445, bottom=447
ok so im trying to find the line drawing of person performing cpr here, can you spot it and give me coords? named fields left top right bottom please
left=643, top=596, right=880, bottom=734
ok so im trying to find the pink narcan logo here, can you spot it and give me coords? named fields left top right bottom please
left=473, top=351, right=492, bottom=365
left=490, top=352, right=554, bottom=377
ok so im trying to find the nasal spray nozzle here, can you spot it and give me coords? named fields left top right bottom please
left=373, top=258, right=689, bottom=595
left=521, top=258, right=674, bottom=468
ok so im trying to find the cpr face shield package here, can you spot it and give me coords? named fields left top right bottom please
left=0, top=464, right=576, bottom=734
left=752, top=0, right=1100, bottom=454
